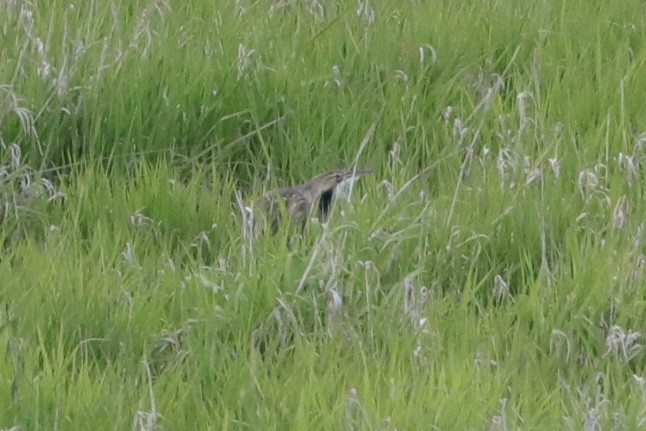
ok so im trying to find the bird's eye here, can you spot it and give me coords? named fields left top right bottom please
left=336, top=174, right=343, bottom=183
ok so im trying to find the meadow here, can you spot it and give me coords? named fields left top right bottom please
left=2, top=0, right=646, bottom=429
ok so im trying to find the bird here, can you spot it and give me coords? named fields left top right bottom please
left=255, top=168, right=373, bottom=235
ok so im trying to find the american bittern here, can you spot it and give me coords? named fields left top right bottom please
left=256, top=168, right=373, bottom=234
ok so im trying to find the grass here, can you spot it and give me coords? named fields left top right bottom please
left=2, top=0, right=646, bottom=429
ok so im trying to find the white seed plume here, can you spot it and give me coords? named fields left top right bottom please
left=493, top=274, right=511, bottom=303
left=526, top=167, right=542, bottom=186
left=516, top=91, right=534, bottom=134
left=324, top=64, right=343, bottom=88
left=489, top=398, right=509, bottom=431
left=394, top=69, right=409, bottom=82
left=130, top=209, right=153, bottom=227
left=327, top=288, right=343, bottom=315
left=452, top=118, right=468, bottom=141
left=635, top=132, right=646, bottom=152
left=604, top=325, right=642, bottom=362
left=497, top=148, right=516, bottom=189
left=307, top=0, right=325, bottom=20
left=577, top=169, right=599, bottom=198
left=389, top=137, right=401, bottom=166
left=548, top=157, right=561, bottom=177
left=121, top=242, right=138, bottom=266
left=612, top=196, right=629, bottom=230
left=418, top=44, right=437, bottom=65
left=356, top=0, right=375, bottom=24
left=9, top=143, right=21, bottom=169
left=618, top=152, right=638, bottom=185
left=236, top=44, right=256, bottom=81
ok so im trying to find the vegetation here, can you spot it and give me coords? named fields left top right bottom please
left=2, top=0, right=646, bottom=429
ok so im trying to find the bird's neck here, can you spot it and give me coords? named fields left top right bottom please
left=299, top=180, right=328, bottom=202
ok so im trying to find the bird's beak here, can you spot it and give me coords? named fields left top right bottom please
left=344, top=167, right=375, bottom=180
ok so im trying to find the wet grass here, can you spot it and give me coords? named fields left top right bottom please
left=2, top=0, right=646, bottom=429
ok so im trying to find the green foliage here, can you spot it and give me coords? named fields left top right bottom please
left=2, top=0, right=646, bottom=429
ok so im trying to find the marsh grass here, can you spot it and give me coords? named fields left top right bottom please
left=2, top=0, right=646, bottom=429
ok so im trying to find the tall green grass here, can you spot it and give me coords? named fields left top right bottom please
left=2, top=0, right=646, bottom=429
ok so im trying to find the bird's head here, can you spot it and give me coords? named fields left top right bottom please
left=313, top=168, right=374, bottom=219
left=311, top=168, right=375, bottom=193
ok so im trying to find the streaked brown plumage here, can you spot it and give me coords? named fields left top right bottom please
left=256, top=168, right=373, bottom=234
